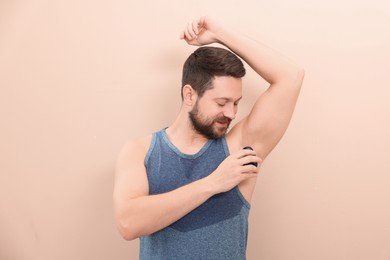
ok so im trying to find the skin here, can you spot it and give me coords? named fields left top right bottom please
left=188, top=76, right=241, bottom=140
left=113, top=16, right=305, bottom=240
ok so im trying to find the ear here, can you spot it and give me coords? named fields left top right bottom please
left=182, top=85, right=197, bottom=106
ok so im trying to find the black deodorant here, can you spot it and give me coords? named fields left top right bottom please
left=243, top=146, right=258, bottom=167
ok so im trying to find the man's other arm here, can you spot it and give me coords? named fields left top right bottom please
left=112, top=136, right=260, bottom=240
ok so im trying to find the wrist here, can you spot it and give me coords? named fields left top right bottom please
left=198, top=174, right=219, bottom=197
left=213, top=26, right=228, bottom=45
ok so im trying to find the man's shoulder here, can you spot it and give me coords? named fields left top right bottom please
left=118, top=134, right=154, bottom=162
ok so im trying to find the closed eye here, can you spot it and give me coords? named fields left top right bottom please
left=215, top=97, right=242, bottom=107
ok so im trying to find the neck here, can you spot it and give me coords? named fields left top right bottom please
left=165, top=107, right=209, bottom=153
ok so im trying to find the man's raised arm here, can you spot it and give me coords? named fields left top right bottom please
left=181, top=16, right=305, bottom=159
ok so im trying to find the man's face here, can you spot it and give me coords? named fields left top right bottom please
left=188, top=76, right=242, bottom=139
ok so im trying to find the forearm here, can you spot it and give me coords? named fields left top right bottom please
left=116, top=177, right=215, bottom=240
left=215, top=26, right=303, bottom=84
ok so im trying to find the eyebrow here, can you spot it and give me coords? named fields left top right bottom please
left=214, top=97, right=243, bottom=102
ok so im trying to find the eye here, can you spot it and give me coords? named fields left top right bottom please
left=217, top=102, right=225, bottom=107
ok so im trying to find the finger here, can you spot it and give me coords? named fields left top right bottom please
left=181, top=24, right=191, bottom=40
left=192, top=18, right=200, bottom=35
left=242, top=173, right=259, bottom=181
left=184, top=30, right=193, bottom=41
left=182, top=24, right=191, bottom=41
left=241, top=155, right=262, bottom=167
left=236, top=149, right=257, bottom=159
left=241, top=164, right=259, bottom=174
left=179, top=30, right=184, bottom=39
left=187, top=22, right=197, bottom=39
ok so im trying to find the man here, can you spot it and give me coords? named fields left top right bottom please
left=113, top=16, right=304, bottom=259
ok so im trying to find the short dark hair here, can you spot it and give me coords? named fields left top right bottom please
left=181, top=46, right=246, bottom=99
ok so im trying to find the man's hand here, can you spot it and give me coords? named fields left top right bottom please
left=179, top=16, right=222, bottom=46
left=206, top=149, right=262, bottom=194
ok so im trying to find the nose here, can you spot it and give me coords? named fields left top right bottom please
left=223, top=104, right=237, bottom=120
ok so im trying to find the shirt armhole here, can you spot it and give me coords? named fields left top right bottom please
left=144, top=132, right=157, bottom=168
left=221, top=137, right=230, bottom=156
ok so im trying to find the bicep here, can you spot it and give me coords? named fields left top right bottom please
left=242, top=78, right=303, bottom=158
left=113, top=139, right=150, bottom=210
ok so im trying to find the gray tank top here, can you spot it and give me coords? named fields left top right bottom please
left=140, top=128, right=250, bottom=260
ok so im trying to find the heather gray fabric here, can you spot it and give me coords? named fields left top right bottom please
left=140, top=128, right=250, bottom=260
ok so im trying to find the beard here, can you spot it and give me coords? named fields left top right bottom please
left=189, top=103, right=232, bottom=139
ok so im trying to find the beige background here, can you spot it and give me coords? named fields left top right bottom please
left=1, top=0, right=390, bottom=259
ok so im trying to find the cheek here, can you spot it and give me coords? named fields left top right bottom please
left=199, top=103, right=218, bottom=116
left=198, top=101, right=225, bottom=120
left=205, top=110, right=222, bottom=123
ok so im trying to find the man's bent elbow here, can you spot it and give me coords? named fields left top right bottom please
left=297, top=67, right=305, bottom=85
left=117, top=220, right=141, bottom=241
left=114, top=210, right=144, bottom=241
left=291, top=67, right=305, bottom=90
left=297, top=67, right=305, bottom=82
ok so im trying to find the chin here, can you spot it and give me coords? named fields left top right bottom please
left=213, top=128, right=227, bottom=138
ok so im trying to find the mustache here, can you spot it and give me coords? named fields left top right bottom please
left=214, top=116, right=232, bottom=124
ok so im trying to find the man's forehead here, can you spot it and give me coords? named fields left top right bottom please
left=212, top=75, right=242, bottom=86
left=204, top=77, right=243, bottom=100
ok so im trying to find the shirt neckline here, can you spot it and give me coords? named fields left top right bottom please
left=160, top=128, right=214, bottom=159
